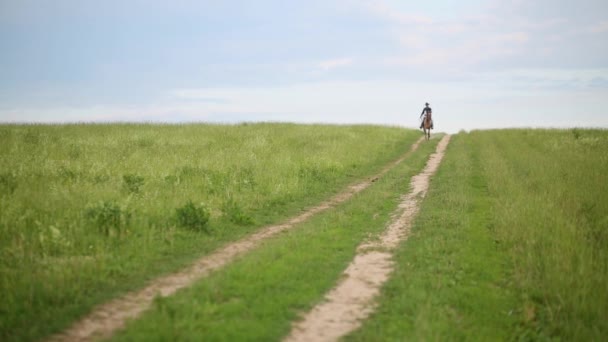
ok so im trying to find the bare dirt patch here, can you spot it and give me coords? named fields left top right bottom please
left=47, top=137, right=424, bottom=342
left=285, top=135, right=450, bottom=342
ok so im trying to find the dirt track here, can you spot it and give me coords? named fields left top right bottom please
left=47, top=137, right=424, bottom=342
left=285, top=135, right=450, bottom=342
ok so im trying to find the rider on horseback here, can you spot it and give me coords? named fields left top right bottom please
left=419, top=102, right=434, bottom=130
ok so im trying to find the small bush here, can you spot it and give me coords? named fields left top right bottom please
left=123, top=174, right=145, bottom=194
left=175, top=201, right=211, bottom=232
left=222, top=198, right=255, bottom=225
left=85, top=201, right=131, bottom=236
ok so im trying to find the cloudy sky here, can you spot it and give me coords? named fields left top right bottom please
left=1, top=0, right=607, bottom=132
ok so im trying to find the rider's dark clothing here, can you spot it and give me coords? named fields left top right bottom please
left=420, top=106, right=432, bottom=117
left=419, top=106, right=433, bottom=129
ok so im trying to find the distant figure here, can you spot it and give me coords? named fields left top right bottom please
left=419, top=102, right=434, bottom=130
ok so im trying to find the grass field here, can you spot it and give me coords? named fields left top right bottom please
left=2, top=125, right=606, bottom=341
left=350, top=129, right=608, bottom=340
left=0, top=123, right=419, bottom=342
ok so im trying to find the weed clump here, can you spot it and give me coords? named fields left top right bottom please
left=58, top=167, right=78, bottom=182
left=85, top=201, right=131, bottom=236
left=123, top=174, right=145, bottom=194
left=175, top=201, right=211, bottom=232
left=222, top=198, right=255, bottom=225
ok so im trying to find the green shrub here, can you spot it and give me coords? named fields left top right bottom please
left=85, top=201, right=131, bottom=236
left=175, top=201, right=211, bottom=232
left=123, top=174, right=145, bottom=194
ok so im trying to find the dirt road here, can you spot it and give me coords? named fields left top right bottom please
left=286, top=135, right=450, bottom=342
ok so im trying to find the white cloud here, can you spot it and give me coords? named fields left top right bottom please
left=349, top=0, right=536, bottom=70
left=388, top=30, right=530, bottom=68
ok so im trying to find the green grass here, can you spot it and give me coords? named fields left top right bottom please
left=6, top=126, right=603, bottom=341
left=110, top=134, right=442, bottom=342
left=349, top=129, right=608, bottom=341
left=480, top=129, right=608, bottom=339
left=0, top=123, right=420, bottom=342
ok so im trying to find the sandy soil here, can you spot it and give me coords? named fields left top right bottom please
left=285, top=135, right=450, bottom=342
left=46, top=137, right=424, bottom=342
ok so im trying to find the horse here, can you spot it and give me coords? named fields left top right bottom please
left=422, top=113, right=432, bottom=140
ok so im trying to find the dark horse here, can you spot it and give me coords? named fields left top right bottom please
left=422, top=113, right=432, bottom=140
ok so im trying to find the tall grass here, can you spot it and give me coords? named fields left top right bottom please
left=0, top=123, right=418, bottom=341
left=478, top=129, right=608, bottom=339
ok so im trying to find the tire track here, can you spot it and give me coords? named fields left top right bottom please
left=285, top=135, right=450, bottom=342
left=47, top=137, right=425, bottom=342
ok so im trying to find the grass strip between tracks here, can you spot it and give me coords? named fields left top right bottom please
left=110, top=137, right=442, bottom=341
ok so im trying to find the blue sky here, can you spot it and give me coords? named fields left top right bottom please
left=1, top=0, right=607, bottom=132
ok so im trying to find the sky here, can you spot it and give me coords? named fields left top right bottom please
left=1, top=0, right=607, bottom=133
